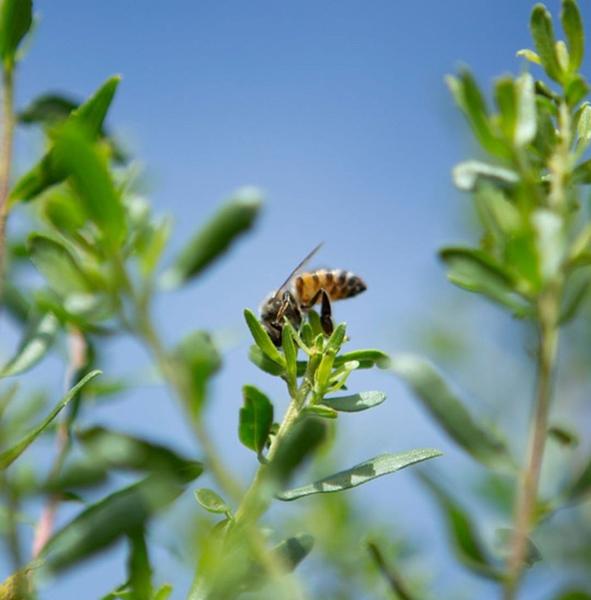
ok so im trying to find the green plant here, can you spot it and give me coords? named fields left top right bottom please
left=389, top=1, right=591, bottom=598
left=0, top=1, right=441, bottom=598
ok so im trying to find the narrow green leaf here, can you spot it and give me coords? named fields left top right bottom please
left=127, top=528, right=153, bottom=600
left=239, top=385, right=274, bottom=454
left=0, top=0, right=32, bottom=67
left=243, top=309, right=285, bottom=368
left=530, top=4, right=563, bottom=82
left=277, top=449, right=441, bottom=501
left=516, top=48, right=541, bottom=64
left=194, top=488, right=231, bottom=515
left=452, top=161, right=519, bottom=192
left=325, top=322, right=347, bottom=354
left=322, top=390, right=386, bottom=412
left=575, top=102, right=591, bottom=150
left=154, top=584, right=173, bottom=600
left=281, top=322, right=298, bottom=385
left=565, top=75, right=589, bottom=107
left=548, top=424, right=579, bottom=447
left=303, top=404, right=338, bottom=419
left=533, top=209, right=564, bottom=281
left=28, top=234, right=92, bottom=297
left=272, top=534, right=314, bottom=572
left=440, top=246, right=531, bottom=316
left=9, top=76, right=121, bottom=204
left=52, top=123, right=125, bottom=247
left=173, top=331, right=222, bottom=417
left=43, top=458, right=108, bottom=493
left=564, top=454, right=591, bottom=503
left=248, top=345, right=284, bottom=376
left=333, top=349, right=390, bottom=369
left=0, top=370, right=101, bottom=469
left=419, top=473, right=503, bottom=580
left=515, top=73, right=537, bottom=145
left=77, top=426, right=203, bottom=479
left=562, top=0, right=584, bottom=72
left=0, top=312, right=59, bottom=378
left=42, top=470, right=200, bottom=573
left=160, top=188, right=262, bottom=288
left=390, top=354, right=514, bottom=469
left=19, top=93, right=78, bottom=126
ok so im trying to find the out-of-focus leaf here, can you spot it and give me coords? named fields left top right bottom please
left=440, top=246, right=531, bottom=316
left=271, top=534, right=314, bottom=572
left=533, top=209, right=564, bottom=281
left=562, top=0, right=584, bottom=73
left=0, top=570, right=31, bottom=600
left=0, top=370, right=101, bottom=469
left=9, top=76, right=121, bottom=204
left=28, top=234, right=93, bottom=296
left=239, top=385, right=274, bottom=455
left=515, top=73, right=537, bottom=145
left=390, top=354, right=513, bottom=470
left=173, top=331, right=221, bottom=417
left=136, top=215, right=172, bottom=277
left=452, top=161, right=519, bottom=192
left=52, top=123, right=125, bottom=247
left=446, top=70, right=508, bottom=158
left=160, top=188, right=262, bottom=289
left=18, top=93, right=78, bottom=125
left=269, top=417, right=327, bottom=488
left=565, top=75, right=589, bottom=107
left=419, top=473, right=503, bottom=580
left=78, top=426, right=202, bottom=477
left=516, top=49, right=541, bottom=64
left=0, top=0, right=32, bottom=68
left=1, top=283, right=31, bottom=324
left=563, top=455, right=591, bottom=503
left=243, top=309, right=286, bottom=368
left=573, top=158, right=591, bottom=183
left=127, top=528, right=153, bottom=600
left=194, top=488, right=231, bottom=515
left=494, top=75, right=536, bottom=147
left=277, top=449, right=441, bottom=501
left=304, top=404, right=338, bottom=419
left=548, top=424, right=579, bottom=447
left=41, top=469, right=201, bottom=573
left=366, top=540, right=417, bottom=600
left=553, top=590, right=591, bottom=600
left=530, top=4, right=563, bottom=83
left=322, top=391, right=386, bottom=412
left=43, top=458, right=108, bottom=493
left=0, top=312, right=59, bottom=378
left=494, top=528, right=542, bottom=567
left=153, top=584, right=173, bottom=600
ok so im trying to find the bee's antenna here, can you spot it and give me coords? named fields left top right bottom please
left=275, top=242, right=324, bottom=297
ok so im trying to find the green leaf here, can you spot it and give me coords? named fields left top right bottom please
left=573, top=158, right=591, bottom=183
left=0, top=312, right=59, bottom=378
left=530, top=4, right=563, bottom=83
left=272, top=534, right=314, bottom=572
left=127, top=528, right=153, bottom=600
left=0, top=370, right=101, bottom=469
left=516, top=48, right=541, bottom=64
left=239, top=385, right=274, bottom=455
left=565, top=75, right=589, bottom=107
left=446, top=71, right=508, bottom=158
left=28, top=234, right=93, bottom=296
left=390, top=354, right=513, bottom=470
left=303, top=404, right=338, bottom=419
left=173, top=331, right=221, bottom=417
left=0, top=0, right=32, bottom=68
left=419, top=473, right=503, bottom=580
left=194, top=488, right=231, bottom=515
left=494, top=528, right=542, bottom=568
left=43, top=458, right=108, bottom=493
left=439, top=246, right=531, bottom=316
left=41, top=470, right=200, bottom=573
left=9, top=76, right=121, bottom=204
left=160, top=188, right=262, bottom=288
left=333, top=349, right=390, bottom=369
left=322, top=390, right=386, bottom=412
left=562, top=0, right=584, bottom=72
left=564, top=454, right=591, bottom=503
left=277, top=449, right=441, bottom=501
left=52, top=123, right=125, bottom=247
left=243, top=309, right=285, bottom=368
left=248, top=345, right=284, bottom=376
left=19, top=93, right=78, bottom=126
left=533, top=209, right=564, bottom=281
left=452, top=161, right=519, bottom=192
left=548, top=424, right=579, bottom=447
left=269, top=417, right=327, bottom=487
left=494, top=75, right=536, bottom=146
left=77, top=426, right=203, bottom=479
left=153, top=584, right=173, bottom=600
left=553, top=589, right=591, bottom=600
left=575, top=102, right=591, bottom=151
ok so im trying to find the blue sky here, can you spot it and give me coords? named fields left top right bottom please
left=3, top=0, right=587, bottom=598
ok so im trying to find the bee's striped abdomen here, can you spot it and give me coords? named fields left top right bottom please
left=295, top=269, right=367, bottom=306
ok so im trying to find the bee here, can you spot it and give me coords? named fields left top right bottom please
left=260, top=244, right=367, bottom=346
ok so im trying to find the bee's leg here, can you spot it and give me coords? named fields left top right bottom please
left=302, top=289, right=333, bottom=336
left=319, top=289, right=334, bottom=336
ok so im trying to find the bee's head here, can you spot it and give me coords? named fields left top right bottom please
left=259, top=291, right=282, bottom=321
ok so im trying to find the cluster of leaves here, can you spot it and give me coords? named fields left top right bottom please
left=0, top=1, right=443, bottom=599
left=387, top=1, right=591, bottom=598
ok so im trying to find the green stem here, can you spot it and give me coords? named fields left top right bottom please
left=0, top=66, right=15, bottom=299
left=504, top=286, right=560, bottom=599
left=366, top=540, right=417, bottom=600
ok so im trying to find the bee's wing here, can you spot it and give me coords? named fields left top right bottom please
left=275, top=242, right=323, bottom=296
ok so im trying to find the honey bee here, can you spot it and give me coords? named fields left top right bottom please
left=260, top=244, right=367, bottom=346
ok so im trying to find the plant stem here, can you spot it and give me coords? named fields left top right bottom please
left=366, top=540, right=416, bottom=600
left=504, top=286, right=560, bottom=599
left=32, top=328, right=87, bottom=559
